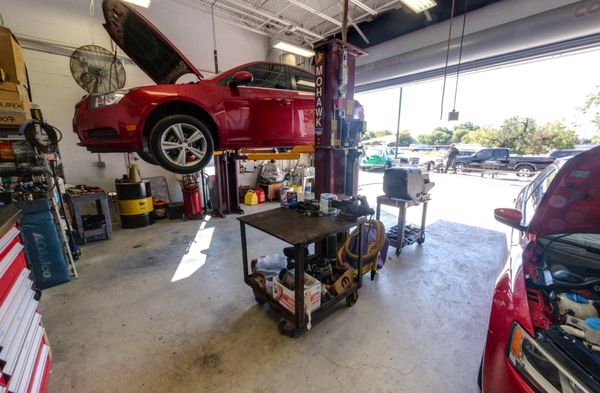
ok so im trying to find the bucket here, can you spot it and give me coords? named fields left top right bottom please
left=116, top=181, right=153, bottom=229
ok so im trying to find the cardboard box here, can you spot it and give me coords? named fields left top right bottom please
left=0, top=27, right=29, bottom=90
left=272, top=271, right=321, bottom=315
left=324, top=267, right=354, bottom=295
left=0, top=86, right=31, bottom=127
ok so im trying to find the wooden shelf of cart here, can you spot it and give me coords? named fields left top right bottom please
left=375, top=195, right=430, bottom=256
left=238, top=208, right=365, bottom=336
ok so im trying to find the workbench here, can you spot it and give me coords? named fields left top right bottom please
left=375, top=195, right=429, bottom=256
left=238, top=208, right=364, bottom=336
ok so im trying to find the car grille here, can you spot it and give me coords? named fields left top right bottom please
left=87, top=128, right=121, bottom=141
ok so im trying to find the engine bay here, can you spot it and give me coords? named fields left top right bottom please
left=524, top=235, right=600, bottom=359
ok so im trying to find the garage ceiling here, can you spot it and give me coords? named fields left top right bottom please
left=173, top=0, right=501, bottom=47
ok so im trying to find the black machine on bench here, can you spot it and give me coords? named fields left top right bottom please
left=379, top=167, right=434, bottom=256
left=383, top=167, right=434, bottom=201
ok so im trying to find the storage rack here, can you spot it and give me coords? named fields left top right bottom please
left=238, top=208, right=364, bottom=336
left=0, top=125, right=77, bottom=278
left=0, top=205, right=52, bottom=393
left=375, top=194, right=430, bottom=256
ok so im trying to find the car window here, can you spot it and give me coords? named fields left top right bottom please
left=476, top=150, right=492, bottom=160
left=221, top=63, right=290, bottom=90
left=493, top=149, right=507, bottom=159
left=291, top=69, right=315, bottom=92
left=522, top=165, right=559, bottom=225
left=367, top=148, right=383, bottom=156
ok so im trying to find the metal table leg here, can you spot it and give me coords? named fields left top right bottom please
left=240, top=221, right=249, bottom=283
left=294, top=245, right=305, bottom=330
left=419, top=200, right=428, bottom=243
left=395, top=202, right=406, bottom=256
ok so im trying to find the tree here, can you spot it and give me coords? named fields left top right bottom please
left=452, top=122, right=479, bottom=143
left=583, top=89, right=600, bottom=143
left=532, top=122, right=577, bottom=153
left=416, top=127, right=453, bottom=145
left=395, top=130, right=415, bottom=146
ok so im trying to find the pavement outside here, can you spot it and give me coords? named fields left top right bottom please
left=40, top=170, right=529, bottom=393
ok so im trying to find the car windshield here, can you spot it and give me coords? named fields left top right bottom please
left=521, top=164, right=559, bottom=225
left=367, top=148, right=383, bottom=156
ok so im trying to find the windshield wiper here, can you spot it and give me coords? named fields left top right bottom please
left=546, top=236, right=600, bottom=255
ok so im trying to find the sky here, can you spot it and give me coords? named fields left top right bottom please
left=355, top=48, right=600, bottom=139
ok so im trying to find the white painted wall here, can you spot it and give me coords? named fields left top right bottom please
left=1, top=0, right=268, bottom=200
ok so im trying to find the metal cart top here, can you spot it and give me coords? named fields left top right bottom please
left=238, top=208, right=365, bottom=246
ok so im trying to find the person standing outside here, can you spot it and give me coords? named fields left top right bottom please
left=445, top=143, right=460, bottom=173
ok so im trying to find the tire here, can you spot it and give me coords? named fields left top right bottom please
left=136, top=151, right=158, bottom=165
left=515, top=164, right=535, bottom=177
left=346, top=291, right=358, bottom=306
left=278, top=318, right=295, bottom=337
left=455, top=163, right=467, bottom=174
left=149, top=114, right=214, bottom=174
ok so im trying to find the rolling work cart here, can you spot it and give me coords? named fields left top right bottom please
left=238, top=208, right=364, bottom=337
left=376, top=194, right=430, bottom=256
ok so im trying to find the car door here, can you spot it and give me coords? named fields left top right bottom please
left=221, top=63, right=293, bottom=148
left=289, top=67, right=315, bottom=146
left=471, top=149, right=493, bottom=168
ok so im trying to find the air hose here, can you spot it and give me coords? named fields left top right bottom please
left=20, top=120, right=62, bottom=154
left=337, top=219, right=386, bottom=277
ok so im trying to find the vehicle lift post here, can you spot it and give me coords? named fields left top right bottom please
left=313, top=39, right=367, bottom=260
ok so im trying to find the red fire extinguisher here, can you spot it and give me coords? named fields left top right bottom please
left=181, top=175, right=203, bottom=219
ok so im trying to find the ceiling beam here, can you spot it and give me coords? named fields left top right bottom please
left=311, top=0, right=400, bottom=43
left=284, top=0, right=342, bottom=27
left=350, top=0, right=377, bottom=16
left=218, top=0, right=323, bottom=39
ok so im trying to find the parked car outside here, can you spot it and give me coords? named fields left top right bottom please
left=455, top=148, right=555, bottom=176
left=359, top=146, right=392, bottom=170
left=480, top=146, right=600, bottom=392
left=73, top=0, right=317, bottom=174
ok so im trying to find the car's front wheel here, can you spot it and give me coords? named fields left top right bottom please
left=136, top=151, right=158, bottom=165
left=149, top=114, right=214, bottom=174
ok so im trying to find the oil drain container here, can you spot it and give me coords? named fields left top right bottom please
left=116, top=181, right=153, bottom=229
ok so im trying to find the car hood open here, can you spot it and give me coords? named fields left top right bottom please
left=528, top=145, right=600, bottom=237
left=102, top=0, right=202, bottom=84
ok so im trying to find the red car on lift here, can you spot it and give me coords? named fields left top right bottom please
left=481, top=146, right=600, bottom=392
left=73, top=0, right=315, bottom=174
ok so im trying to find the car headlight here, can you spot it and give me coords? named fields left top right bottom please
left=508, top=323, right=591, bottom=393
left=88, top=90, right=129, bottom=109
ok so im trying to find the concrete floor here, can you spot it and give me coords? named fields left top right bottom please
left=40, top=171, right=528, bottom=393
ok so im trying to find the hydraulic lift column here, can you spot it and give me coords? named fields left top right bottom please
left=313, top=39, right=366, bottom=198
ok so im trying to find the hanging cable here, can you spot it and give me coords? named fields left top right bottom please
left=440, top=0, right=457, bottom=120
left=21, top=120, right=62, bottom=154
left=452, top=0, right=468, bottom=112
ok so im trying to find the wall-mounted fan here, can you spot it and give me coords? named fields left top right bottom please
left=69, top=45, right=126, bottom=93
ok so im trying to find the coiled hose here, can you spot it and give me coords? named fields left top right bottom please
left=21, top=120, right=62, bottom=154
left=337, top=219, right=386, bottom=277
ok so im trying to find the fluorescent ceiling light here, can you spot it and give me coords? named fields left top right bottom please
left=123, top=0, right=151, bottom=8
left=399, top=0, right=436, bottom=13
left=273, top=41, right=315, bottom=58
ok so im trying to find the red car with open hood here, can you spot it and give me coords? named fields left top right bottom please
left=481, top=146, right=600, bottom=392
left=73, top=0, right=316, bottom=174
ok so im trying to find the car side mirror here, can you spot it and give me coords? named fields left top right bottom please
left=494, top=208, right=526, bottom=231
left=229, top=71, right=253, bottom=87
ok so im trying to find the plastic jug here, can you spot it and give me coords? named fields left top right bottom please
left=254, top=188, right=266, bottom=203
left=244, top=190, right=258, bottom=206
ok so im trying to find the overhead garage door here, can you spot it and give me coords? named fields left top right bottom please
left=355, top=0, right=600, bottom=92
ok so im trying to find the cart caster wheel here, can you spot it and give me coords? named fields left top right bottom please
left=346, top=291, right=358, bottom=307
left=395, top=248, right=401, bottom=256
left=278, top=318, right=295, bottom=337
left=252, top=288, right=267, bottom=304
left=417, top=236, right=425, bottom=245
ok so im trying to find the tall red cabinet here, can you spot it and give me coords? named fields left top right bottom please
left=0, top=206, right=51, bottom=393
